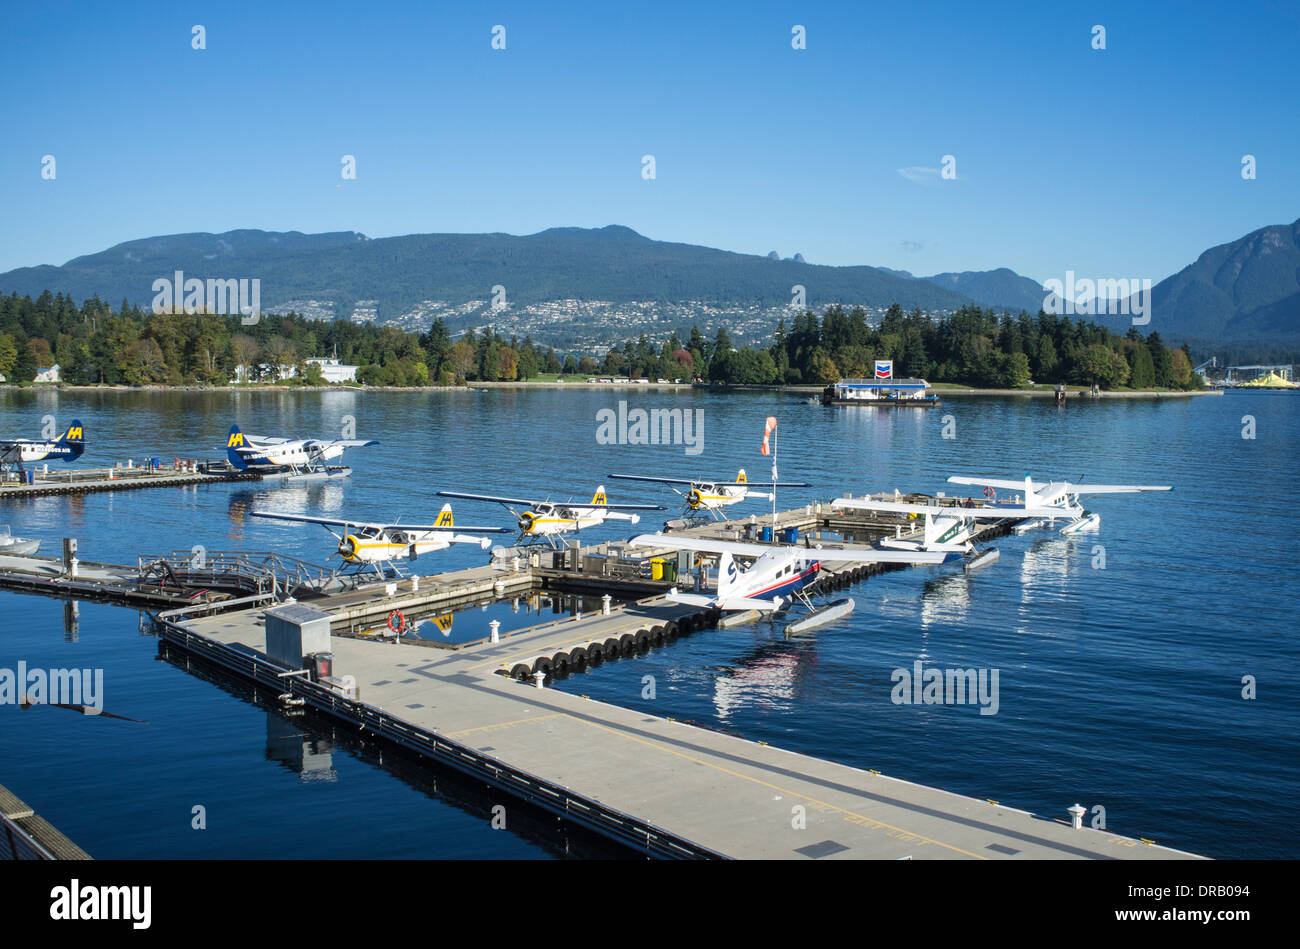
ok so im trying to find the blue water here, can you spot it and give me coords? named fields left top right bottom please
left=0, top=388, right=1295, bottom=858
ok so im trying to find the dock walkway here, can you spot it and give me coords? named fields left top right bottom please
left=165, top=585, right=1202, bottom=860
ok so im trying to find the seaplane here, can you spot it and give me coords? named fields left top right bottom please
left=435, top=486, right=664, bottom=547
left=249, top=503, right=511, bottom=576
left=226, top=424, right=377, bottom=480
left=832, top=497, right=987, bottom=554
left=607, top=469, right=812, bottom=520
left=1, top=419, right=85, bottom=478
left=946, top=475, right=1173, bottom=535
left=627, top=533, right=958, bottom=614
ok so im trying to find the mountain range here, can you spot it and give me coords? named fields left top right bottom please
left=1, top=219, right=1295, bottom=355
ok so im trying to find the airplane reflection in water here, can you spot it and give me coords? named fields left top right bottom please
left=918, top=573, right=974, bottom=629
left=712, top=641, right=817, bottom=723
left=227, top=481, right=348, bottom=528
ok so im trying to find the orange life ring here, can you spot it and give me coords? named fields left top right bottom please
left=984, top=486, right=995, bottom=499
left=387, top=610, right=407, bottom=633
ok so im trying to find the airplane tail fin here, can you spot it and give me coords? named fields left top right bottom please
left=56, top=419, right=85, bottom=459
left=717, top=551, right=738, bottom=599
left=226, top=424, right=248, bottom=469
left=736, top=468, right=747, bottom=484
left=435, top=503, right=453, bottom=528
left=592, top=485, right=607, bottom=505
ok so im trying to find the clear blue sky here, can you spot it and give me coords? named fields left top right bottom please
left=2, top=0, right=1296, bottom=285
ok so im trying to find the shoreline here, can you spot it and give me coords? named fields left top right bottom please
left=1, top=382, right=1231, bottom=397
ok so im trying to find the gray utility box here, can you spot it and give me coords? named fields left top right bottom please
left=264, top=603, right=333, bottom=669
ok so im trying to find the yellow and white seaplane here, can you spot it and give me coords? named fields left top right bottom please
left=946, top=474, right=1173, bottom=535
left=250, top=503, right=511, bottom=575
left=437, top=486, right=664, bottom=547
left=607, top=469, right=811, bottom=520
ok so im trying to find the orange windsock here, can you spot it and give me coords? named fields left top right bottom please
left=761, top=416, right=777, bottom=455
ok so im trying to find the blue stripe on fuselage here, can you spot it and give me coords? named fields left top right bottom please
left=747, top=561, right=820, bottom=600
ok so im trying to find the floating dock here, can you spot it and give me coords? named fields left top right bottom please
left=146, top=497, right=1200, bottom=860
left=6, top=493, right=1204, bottom=859
left=0, top=462, right=263, bottom=499
left=157, top=588, right=1200, bottom=859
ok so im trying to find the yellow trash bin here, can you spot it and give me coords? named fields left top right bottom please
left=650, top=558, right=664, bottom=580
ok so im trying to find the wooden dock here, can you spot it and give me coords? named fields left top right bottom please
left=1, top=463, right=262, bottom=499
left=1, top=783, right=91, bottom=860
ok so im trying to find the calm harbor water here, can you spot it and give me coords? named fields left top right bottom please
left=0, top=387, right=1296, bottom=858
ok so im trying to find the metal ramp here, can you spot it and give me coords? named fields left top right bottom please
left=136, top=550, right=351, bottom=601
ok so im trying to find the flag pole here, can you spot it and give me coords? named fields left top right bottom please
left=761, top=416, right=779, bottom=540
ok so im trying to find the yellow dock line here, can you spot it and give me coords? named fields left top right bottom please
left=444, top=713, right=565, bottom=740
left=488, top=707, right=987, bottom=859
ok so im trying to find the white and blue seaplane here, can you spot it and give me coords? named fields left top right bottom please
left=1, top=419, right=85, bottom=478
left=946, top=475, right=1173, bottom=536
left=250, top=503, right=511, bottom=577
left=607, top=469, right=811, bottom=521
left=226, top=424, right=377, bottom=481
left=628, top=532, right=957, bottom=633
left=436, top=486, right=664, bottom=547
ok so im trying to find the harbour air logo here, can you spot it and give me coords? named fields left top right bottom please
left=1042, top=271, right=1153, bottom=326
left=0, top=661, right=103, bottom=711
left=596, top=401, right=704, bottom=456
left=890, top=661, right=999, bottom=716
left=151, top=270, right=261, bottom=324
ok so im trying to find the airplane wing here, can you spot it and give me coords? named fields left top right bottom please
left=629, top=533, right=954, bottom=565
left=250, top=511, right=376, bottom=528
left=832, top=498, right=985, bottom=519
left=436, top=490, right=546, bottom=507
left=608, top=473, right=810, bottom=488
left=607, top=474, right=699, bottom=486
left=379, top=522, right=512, bottom=533
left=572, top=502, right=665, bottom=511
left=250, top=511, right=509, bottom=533
left=948, top=475, right=1171, bottom=494
left=947, top=476, right=1037, bottom=492
left=1060, top=483, right=1173, bottom=494
left=666, top=590, right=784, bottom=611
left=306, top=438, right=380, bottom=449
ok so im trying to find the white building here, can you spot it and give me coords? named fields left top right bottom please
left=231, top=359, right=358, bottom=384
left=34, top=365, right=61, bottom=383
left=303, top=358, right=359, bottom=383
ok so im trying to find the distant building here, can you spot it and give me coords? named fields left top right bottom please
left=230, top=358, right=358, bottom=385
left=34, top=365, right=61, bottom=384
left=303, top=358, right=359, bottom=383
